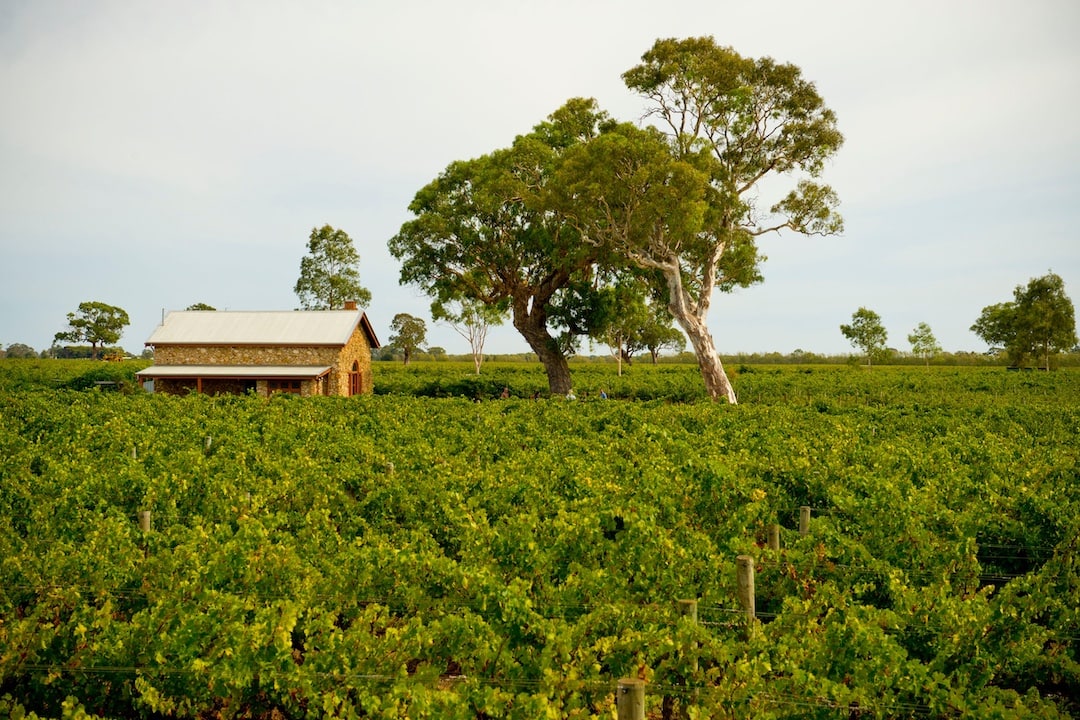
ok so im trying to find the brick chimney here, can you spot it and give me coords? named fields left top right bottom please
left=344, top=300, right=357, bottom=311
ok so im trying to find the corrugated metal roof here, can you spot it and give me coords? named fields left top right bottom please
left=136, top=365, right=332, bottom=378
left=145, top=310, right=365, bottom=346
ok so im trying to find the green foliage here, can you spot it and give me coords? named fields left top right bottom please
left=972, top=272, right=1077, bottom=369
left=53, top=301, right=130, bottom=360
left=388, top=313, right=428, bottom=365
left=840, top=307, right=888, bottom=366
left=907, top=322, right=942, bottom=366
left=390, top=37, right=845, bottom=405
left=388, top=98, right=616, bottom=395
left=0, top=360, right=150, bottom=393
left=1, top=364, right=1078, bottom=717
left=4, top=343, right=38, bottom=359
left=634, top=311, right=687, bottom=364
left=610, top=37, right=843, bottom=401
left=374, top=361, right=708, bottom=401
left=294, top=224, right=372, bottom=310
left=588, top=278, right=652, bottom=366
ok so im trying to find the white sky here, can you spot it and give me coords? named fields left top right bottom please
left=2, top=0, right=1078, bottom=356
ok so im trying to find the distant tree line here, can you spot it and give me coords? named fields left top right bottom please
left=13, top=230, right=1074, bottom=374
left=836, top=273, right=1077, bottom=370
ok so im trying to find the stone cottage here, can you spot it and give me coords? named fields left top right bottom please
left=136, top=303, right=380, bottom=397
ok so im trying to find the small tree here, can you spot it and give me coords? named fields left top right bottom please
left=432, top=297, right=509, bottom=374
left=907, top=322, right=942, bottom=367
left=589, top=278, right=651, bottom=376
left=642, top=326, right=686, bottom=364
left=840, top=307, right=887, bottom=367
left=629, top=303, right=687, bottom=364
left=294, top=225, right=372, bottom=310
left=54, top=301, right=130, bottom=360
left=186, top=303, right=216, bottom=311
left=388, top=313, right=427, bottom=365
left=971, top=272, right=1077, bottom=369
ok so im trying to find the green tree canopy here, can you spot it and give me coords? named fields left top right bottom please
left=971, top=272, right=1077, bottom=369
left=389, top=98, right=618, bottom=395
left=294, top=225, right=371, bottom=310
left=185, top=303, right=216, bottom=311
left=588, top=277, right=653, bottom=376
left=907, top=322, right=942, bottom=366
left=4, top=343, right=37, bottom=359
left=54, top=301, right=130, bottom=359
left=388, top=313, right=427, bottom=366
left=557, top=37, right=843, bottom=403
left=841, top=307, right=888, bottom=366
left=632, top=303, right=687, bottom=364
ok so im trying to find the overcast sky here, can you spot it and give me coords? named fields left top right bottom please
left=2, top=0, right=1078, bottom=357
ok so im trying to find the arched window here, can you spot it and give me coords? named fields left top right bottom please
left=349, top=361, right=362, bottom=396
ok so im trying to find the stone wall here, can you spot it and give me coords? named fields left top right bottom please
left=328, top=327, right=375, bottom=396
left=154, top=345, right=340, bottom=366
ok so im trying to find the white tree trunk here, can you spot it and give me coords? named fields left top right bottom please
left=675, top=311, right=737, bottom=404
left=655, top=259, right=737, bottom=404
left=611, top=332, right=624, bottom=377
left=467, top=325, right=486, bottom=375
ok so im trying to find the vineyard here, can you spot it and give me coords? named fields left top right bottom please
left=1, top=362, right=1078, bottom=718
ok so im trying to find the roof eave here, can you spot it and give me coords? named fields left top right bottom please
left=359, top=313, right=382, bottom=349
left=146, top=342, right=345, bottom=347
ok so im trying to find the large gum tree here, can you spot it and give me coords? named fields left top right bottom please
left=389, top=99, right=615, bottom=395
left=561, top=37, right=844, bottom=403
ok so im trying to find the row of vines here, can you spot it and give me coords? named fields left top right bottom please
left=1, top=365, right=1078, bottom=717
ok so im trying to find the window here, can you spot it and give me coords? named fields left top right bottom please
left=268, top=379, right=303, bottom=395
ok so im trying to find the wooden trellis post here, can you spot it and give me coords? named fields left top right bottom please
left=677, top=598, right=700, bottom=671
left=617, top=678, right=645, bottom=720
left=677, top=598, right=698, bottom=623
left=675, top=598, right=700, bottom=715
left=768, top=523, right=781, bottom=551
left=736, top=555, right=756, bottom=622
left=799, top=506, right=811, bottom=536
